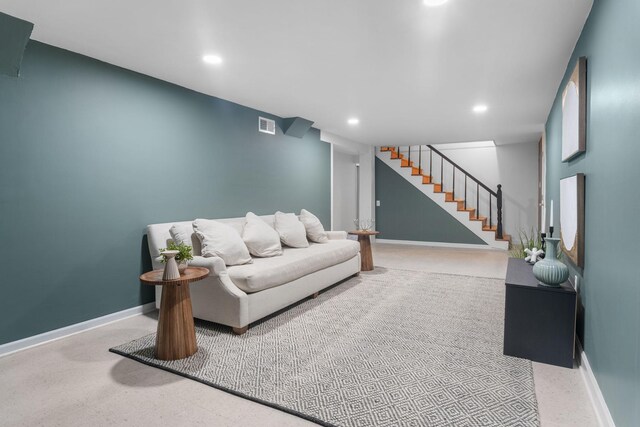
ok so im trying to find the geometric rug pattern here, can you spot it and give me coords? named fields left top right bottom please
left=111, top=268, right=539, bottom=426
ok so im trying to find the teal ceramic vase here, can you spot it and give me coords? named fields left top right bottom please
left=532, top=237, right=569, bottom=287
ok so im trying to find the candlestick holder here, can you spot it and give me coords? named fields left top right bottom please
left=540, top=232, right=547, bottom=257
left=549, top=226, right=554, bottom=238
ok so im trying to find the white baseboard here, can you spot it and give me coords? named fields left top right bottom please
left=376, top=238, right=503, bottom=250
left=0, top=302, right=157, bottom=358
left=577, top=340, right=616, bottom=427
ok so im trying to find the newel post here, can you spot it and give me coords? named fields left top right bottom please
left=497, top=184, right=503, bottom=239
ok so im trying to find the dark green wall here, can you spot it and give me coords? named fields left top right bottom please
left=545, top=1, right=639, bottom=425
left=375, top=158, right=485, bottom=245
left=0, top=41, right=330, bottom=345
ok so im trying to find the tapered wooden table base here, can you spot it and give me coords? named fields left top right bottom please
left=348, top=230, right=380, bottom=271
left=140, top=267, right=209, bottom=361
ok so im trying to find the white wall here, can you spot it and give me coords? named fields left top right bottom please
left=321, top=131, right=375, bottom=232
left=429, top=142, right=539, bottom=239
left=332, top=150, right=358, bottom=231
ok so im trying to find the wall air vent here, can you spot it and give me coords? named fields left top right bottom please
left=258, top=117, right=276, bottom=135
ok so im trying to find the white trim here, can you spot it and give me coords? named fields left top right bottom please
left=432, top=140, right=495, bottom=150
left=376, top=238, right=504, bottom=250
left=330, top=142, right=334, bottom=230
left=0, top=302, right=157, bottom=358
left=577, top=340, right=616, bottom=427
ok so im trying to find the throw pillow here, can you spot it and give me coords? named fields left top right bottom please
left=299, top=209, right=329, bottom=243
left=193, top=219, right=252, bottom=265
left=242, top=212, right=283, bottom=257
left=274, top=211, right=309, bottom=248
left=169, top=223, right=193, bottom=247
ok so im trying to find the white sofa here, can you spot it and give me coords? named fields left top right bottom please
left=146, top=214, right=361, bottom=334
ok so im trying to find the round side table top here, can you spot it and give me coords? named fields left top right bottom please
left=348, top=230, right=380, bottom=236
left=140, top=267, right=209, bottom=286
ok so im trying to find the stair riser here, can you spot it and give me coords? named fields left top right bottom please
left=377, top=149, right=509, bottom=250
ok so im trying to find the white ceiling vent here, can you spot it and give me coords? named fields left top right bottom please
left=258, top=116, right=276, bottom=135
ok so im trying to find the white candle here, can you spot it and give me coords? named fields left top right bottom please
left=549, top=200, right=554, bottom=228
left=541, top=202, right=546, bottom=232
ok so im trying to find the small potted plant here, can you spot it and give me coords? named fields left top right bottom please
left=159, top=242, right=193, bottom=274
left=510, top=228, right=543, bottom=263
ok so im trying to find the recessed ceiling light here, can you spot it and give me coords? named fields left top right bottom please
left=473, top=104, right=488, bottom=113
left=202, top=55, right=223, bottom=65
left=348, top=118, right=360, bottom=125
left=423, top=0, right=449, bottom=7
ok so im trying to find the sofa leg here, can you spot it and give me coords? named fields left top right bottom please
left=312, top=291, right=319, bottom=299
left=232, top=326, right=248, bottom=335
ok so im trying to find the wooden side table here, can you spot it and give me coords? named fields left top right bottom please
left=348, top=230, right=380, bottom=271
left=503, top=258, right=577, bottom=368
left=140, top=267, right=209, bottom=361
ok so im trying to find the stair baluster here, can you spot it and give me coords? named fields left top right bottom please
left=382, top=145, right=505, bottom=243
left=464, top=176, right=467, bottom=210
left=477, top=184, right=480, bottom=219
left=429, top=148, right=433, bottom=180
left=490, top=196, right=493, bottom=231
left=497, top=185, right=503, bottom=239
left=452, top=165, right=456, bottom=198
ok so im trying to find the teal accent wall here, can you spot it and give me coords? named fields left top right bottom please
left=0, top=12, right=33, bottom=77
left=375, top=158, right=486, bottom=245
left=0, top=41, right=330, bottom=345
left=545, top=1, right=640, bottom=425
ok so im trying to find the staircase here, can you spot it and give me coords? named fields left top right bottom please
left=378, top=146, right=510, bottom=250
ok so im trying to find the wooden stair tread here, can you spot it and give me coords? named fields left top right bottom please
left=383, top=146, right=509, bottom=246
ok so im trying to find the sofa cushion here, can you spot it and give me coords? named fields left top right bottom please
left=274, top=211, right=309, bottom=248
left=300, top=209, right=328, bottom=243
left=193, top=219, right=252, bottom=266
left=243, top=212, right=283, bottom=257
left=227, top=239, right=360, bottom=293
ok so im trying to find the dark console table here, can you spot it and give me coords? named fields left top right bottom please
left=503, top=258, right=577, bottom=368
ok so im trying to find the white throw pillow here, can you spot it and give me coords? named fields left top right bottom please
left=242, top=212, right=283, bottom=257
left=274, top=211, right=309, bottom=248
left=169, top=223, right=193, bottom=247
left=299, top=209, right=329, bottom=243
left=193, top=219, right=252, bottom=266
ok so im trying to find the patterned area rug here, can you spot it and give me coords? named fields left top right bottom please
left=111, top=268, right=539, bottom=426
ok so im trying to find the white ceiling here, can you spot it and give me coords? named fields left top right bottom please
left=0, top=0, right=592, bottom=146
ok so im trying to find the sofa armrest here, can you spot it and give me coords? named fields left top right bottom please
left=189, top=256, right=228, bottom=277
left=327, top=230, right=348, bottom=240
